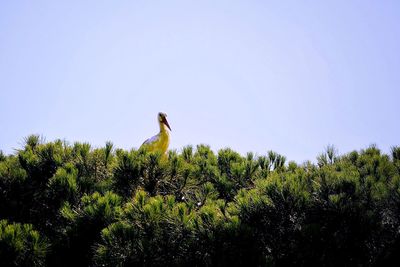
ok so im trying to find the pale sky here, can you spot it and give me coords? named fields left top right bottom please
left=1, top=1, right=399, bottom=162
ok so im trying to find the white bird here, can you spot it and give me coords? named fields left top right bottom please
left=140, top=112, right=171, bottom=155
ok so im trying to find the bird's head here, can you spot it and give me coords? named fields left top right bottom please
left=158, top=112, right=171, bottom=131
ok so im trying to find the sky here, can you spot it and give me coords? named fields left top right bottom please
left=0, top=1, right=399, bottom=163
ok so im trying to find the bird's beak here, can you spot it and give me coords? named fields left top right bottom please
left=163, top=117, right=172, bottom=131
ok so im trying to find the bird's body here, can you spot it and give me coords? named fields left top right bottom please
left=140, top=112, right=171, bottom=155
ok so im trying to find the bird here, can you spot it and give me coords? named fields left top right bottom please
left=140, top=112, right=171, bottom=155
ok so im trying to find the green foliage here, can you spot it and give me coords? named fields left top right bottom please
left=0, top=150, right=6, bottom=162
left=48, top=163, right=78, bottom=203
left=1, top=137, right=400, bottom=266
left=0, top=220, right=48, bottom=267
left=55, top=191, right=122, bottom=266
left=317, top=145, right=338, bottom=167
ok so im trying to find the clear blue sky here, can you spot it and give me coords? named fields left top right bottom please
left=1, top=1, right=399, bottom=162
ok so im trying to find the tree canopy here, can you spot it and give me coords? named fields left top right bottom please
left=1, top=135, right=400, bottom=266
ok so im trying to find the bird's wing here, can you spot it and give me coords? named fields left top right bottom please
left=142, top=134, right=159, bottom=146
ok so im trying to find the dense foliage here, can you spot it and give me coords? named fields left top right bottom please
left=1, top=135, right=400, bottom=266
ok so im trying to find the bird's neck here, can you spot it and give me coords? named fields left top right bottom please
left=159, top=122, right=169, bottom=133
